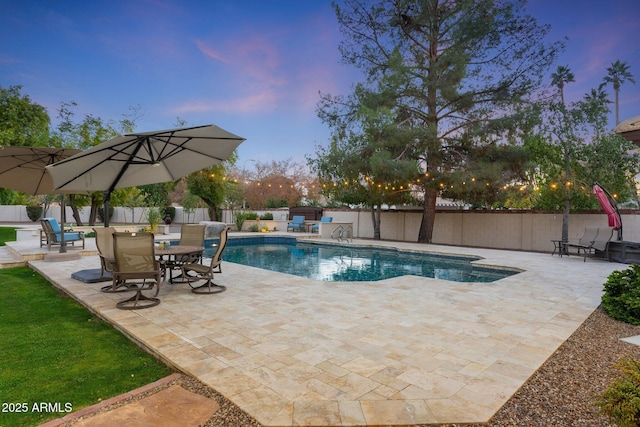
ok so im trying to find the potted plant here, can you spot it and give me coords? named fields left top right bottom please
left=163, top=206, right=176, bottom=224
left=145, top=207, right=162, bottom=233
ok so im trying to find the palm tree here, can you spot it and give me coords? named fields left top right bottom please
left=601, top=60, right=636, bottom=125
left=551, top=65, right=575, bottom=106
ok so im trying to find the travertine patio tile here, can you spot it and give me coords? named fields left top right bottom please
left=341, top=356, right=387, bottom=377
left=360, top=399, right=415, bottom=426
left=292, top=400, right=341, bottom=427
left=27, top=237, right=624, bottom=426
left=338, top=401, right=367, bottom=426
left=327, top=372, right=380, bottom=400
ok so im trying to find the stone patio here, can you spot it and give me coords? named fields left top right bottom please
left=15, top=235, right=625, bottom=426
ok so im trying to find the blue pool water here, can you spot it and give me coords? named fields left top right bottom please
left=201, top=237, right=518, bottom=283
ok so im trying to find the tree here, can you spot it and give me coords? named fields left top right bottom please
left=312, top=91, right=418, bottom=239
left=238, top=159, right=311, bottom=209
left=581, top=87, right=611, bottom=138
left=325, top=0, right=563, bottom=243
left=601, top=60, right=635, bottom=125
left=551, top=65, right=575, bottom=106
left=186, top=160, right=236, bottom=221
left=0, top=85, right=52, bottom=204
left=0, top=85, right=51, bottom=148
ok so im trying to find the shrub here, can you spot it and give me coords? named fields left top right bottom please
left=234, top=211, right=248, bottom=231
left=25, top=206, right=42, bottom=222
left=97, top=206, right=114, bottom=223
left=602, top=265, right=640, bottom=325
left=260, top=212, right=273, bottom=220
left=597, top=357, right=640, bottom=427
left=249, top=223, right=260, bottom=232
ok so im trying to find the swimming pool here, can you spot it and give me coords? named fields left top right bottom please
left=201, top=237, right=518, bottom=283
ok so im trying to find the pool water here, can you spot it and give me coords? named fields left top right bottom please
left=202, top=238, right=518, bottom=283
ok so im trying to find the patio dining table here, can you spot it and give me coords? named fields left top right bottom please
left=155, top=245, right=204, bottom=283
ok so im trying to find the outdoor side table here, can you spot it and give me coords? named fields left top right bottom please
left=551, top=240, right=568, bottom=257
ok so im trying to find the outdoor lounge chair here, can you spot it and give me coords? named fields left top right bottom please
left=40, top=217, right=85, bottom=250
left=287, top=215, right=306, bottom=232
left=165, top=224, right=206, bottom=283
left=93, top=227, right=116, bottom=279
left=111, top=232, right=161, bottom=309
left=311, top=216, right=332, bottom=233
left=181, top=226, right=230, bottom=294
left=565, top=226, right=614, bottom=262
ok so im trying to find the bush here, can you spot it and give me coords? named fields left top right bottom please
left=602, top=265, right=640, bottom=325
left=25, top=206, right=42, bottom=222
left=260, top=212, right=273, bottom=220
left=597, top=357, right=640, bottom=427
left=97, top=207, right=114, bottom=223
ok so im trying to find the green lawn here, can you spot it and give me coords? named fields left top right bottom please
left=0, top=227, right=17, bottom=246
left=0, top=267, right=172, bottom=427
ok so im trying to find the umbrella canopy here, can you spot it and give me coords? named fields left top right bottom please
left=46, top=124, right=245, bottom=226
left=0, top=146, right=83, bottom=253
left=0, top=146, right=82, bottom=195
left=593, top=183, right=622, bottom=240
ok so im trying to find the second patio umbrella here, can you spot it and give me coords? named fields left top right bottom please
left=0, top=146, right=83, bottom=252
left=46, top=124, right=245, bottom=226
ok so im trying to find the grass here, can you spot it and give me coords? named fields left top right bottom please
left=0, top=227, right=17, bottom=246
left=0, top=267, right=172, bottom=427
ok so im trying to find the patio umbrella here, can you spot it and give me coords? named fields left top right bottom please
left=593, top=182, right=622, bottom=240
left=46, top=124, right=245, bottom=226
left=0, top=146, right=83, bottom=252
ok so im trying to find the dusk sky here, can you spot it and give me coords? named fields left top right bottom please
left=1, top=1, right=638, bottom=171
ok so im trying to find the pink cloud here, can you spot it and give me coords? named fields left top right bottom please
left=172, top=90, right=281, bottom=115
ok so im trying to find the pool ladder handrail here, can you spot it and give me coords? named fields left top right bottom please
left=331, top=225, right=352, bottom=243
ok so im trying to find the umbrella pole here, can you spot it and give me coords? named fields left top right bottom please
left=59, top=194, right=67, bottom=253
left=103, top=191, right=110, bottom=227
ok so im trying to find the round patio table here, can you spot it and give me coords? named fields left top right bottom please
left=155, top=245, right=204, bottom=283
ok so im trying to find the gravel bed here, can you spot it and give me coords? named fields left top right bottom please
left=63, top=307, right=639, bottom=427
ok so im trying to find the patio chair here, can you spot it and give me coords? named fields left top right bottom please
left=565, top=226, right=614, bottom=262
left=311, top=216, right=332, bottom=233
left=181, top=226, right=230, bottom=294
left=93, top=227, right=116, bottom=279
left=165, top=224, right=206, bottom=283
left=40, top=217, right=85, bottom=250
left=287, top=215, right=306, bottom=232
left=111, top=232, right=161, bottom=309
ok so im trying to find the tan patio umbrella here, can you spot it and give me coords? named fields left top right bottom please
left=0, top=146, right=83, bottom=252
left=46, top=124, right=245, bottom=226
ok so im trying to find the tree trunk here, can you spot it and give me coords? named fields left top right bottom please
left=371, top=205, right=381, bottom=240
left=561, top=144, right=571, bottom=246
left=418, top=187, right=438, bottom=243
left=89, top=196, right=99, bottom=226
left=68, top=195, right=83, bottom=226
left=207, top=204, right=219, bottom=221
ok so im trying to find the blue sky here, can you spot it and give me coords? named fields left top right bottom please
left=1, top=1, right=638, bottom=171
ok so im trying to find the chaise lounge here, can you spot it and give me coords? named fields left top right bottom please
left=564, top=226, right=614, bottom=262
